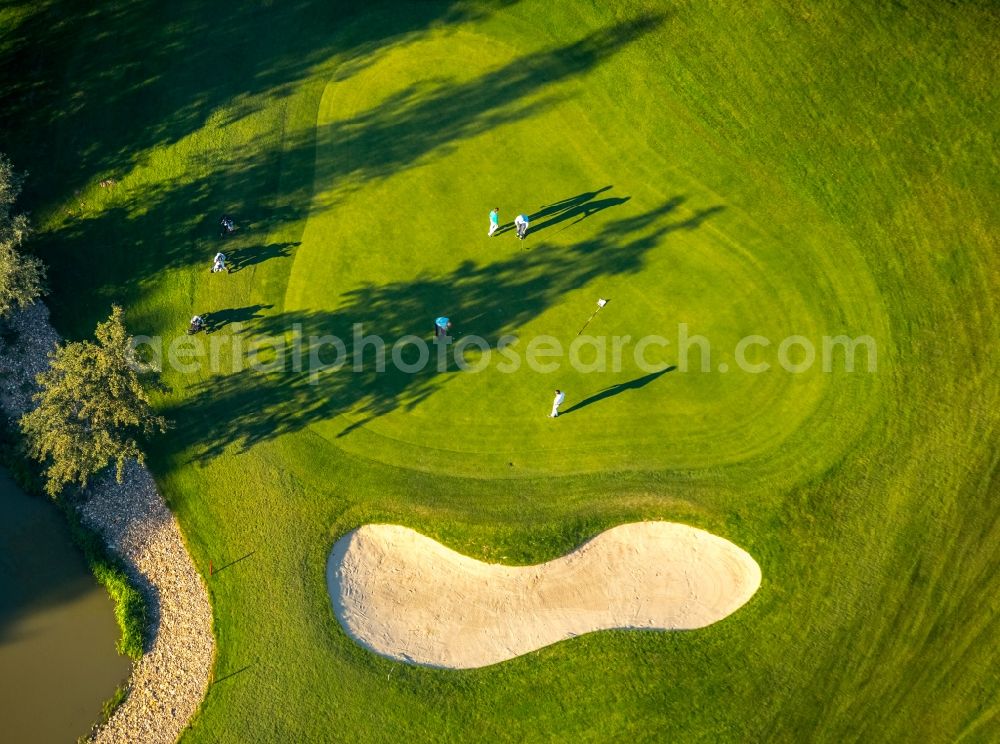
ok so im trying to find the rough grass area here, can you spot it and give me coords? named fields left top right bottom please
left=1, top=1, right=997, bottom=742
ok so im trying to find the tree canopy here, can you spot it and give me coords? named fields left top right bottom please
left=0, top=153, right=46, bottom=317
left=21, top=305, right=168, bottom=496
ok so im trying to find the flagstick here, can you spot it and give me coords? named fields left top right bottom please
left=577, top=308, right=602, bottom=336
left=577, top=300, right=609, bottom=336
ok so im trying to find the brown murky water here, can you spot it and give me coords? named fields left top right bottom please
left=0, top=469, right=131, bottom=743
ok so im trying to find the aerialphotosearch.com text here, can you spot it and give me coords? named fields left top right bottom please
left=134, top=323, right=878, bottom=379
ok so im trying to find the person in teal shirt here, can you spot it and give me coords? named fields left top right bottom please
left=434, top=316, right=452, bottom=338
left=488, top=207, right=500, bottom=237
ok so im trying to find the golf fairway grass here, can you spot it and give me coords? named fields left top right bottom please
left=2, top=0, right=998, bottom=741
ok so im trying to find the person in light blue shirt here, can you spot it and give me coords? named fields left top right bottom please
left=434, top=316, right=452, bottom=339
left=488, top=207, right=500, bottom=237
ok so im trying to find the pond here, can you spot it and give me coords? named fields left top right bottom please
left=0, top=469, right=131, bottom=743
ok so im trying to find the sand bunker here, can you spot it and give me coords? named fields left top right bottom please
left=328, top=522, right=761, bottom=669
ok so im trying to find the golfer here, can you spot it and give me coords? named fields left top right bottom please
left=434, top=316, right=452, bottom=339
left=211, top=252, right=227, bottom=273
left=515, top=213, right=530, bottom=239
left=550, top=389, right=566, bottom=418
left=488, top=207, right=500, bottom=237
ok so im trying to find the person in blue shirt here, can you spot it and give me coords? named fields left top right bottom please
left=488, top=207, right=500, bottom=237
left=434, top=316, right=452, bottom=339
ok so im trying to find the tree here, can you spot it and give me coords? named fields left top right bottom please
left=0, top=153, right=46, bottom=317
left=21, top=305, right=168, bottom=496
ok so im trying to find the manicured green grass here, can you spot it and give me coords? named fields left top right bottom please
left=2, top=1, right=998, bottom=742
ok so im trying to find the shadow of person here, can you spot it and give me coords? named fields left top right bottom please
left=535, top=185, right=613, bottom=216
left=229, top=242, right=300, bottom=272
left=528, top=187, right=630, bottom=235
left=495, top=187, right=628, bottom=238
left=560, top=366, right=676, bottom=415
left=204, top=304, right=273, bottom=333
left=528, top=185, right=612, bottom=226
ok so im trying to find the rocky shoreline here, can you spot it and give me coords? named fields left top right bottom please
left=0, top=302, right=214, bottom=744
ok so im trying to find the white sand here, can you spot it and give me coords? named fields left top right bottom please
left=328, top=522, right=761, bottom=669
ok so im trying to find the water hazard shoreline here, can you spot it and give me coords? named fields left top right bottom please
left=0, top=467, right=131, bottom=743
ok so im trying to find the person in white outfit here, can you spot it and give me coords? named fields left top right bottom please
left=211, top=252, right=227, bottom=273
left=550, top=389, right=566, bottom=418
left=514, top=213, right=530, bottom=239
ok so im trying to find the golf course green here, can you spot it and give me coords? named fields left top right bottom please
left=2, top=0, right=997, bottom=741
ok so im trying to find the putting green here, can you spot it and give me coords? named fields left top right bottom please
left=285, top=28, right=888, bottom=478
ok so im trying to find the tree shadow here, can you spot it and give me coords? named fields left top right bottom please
left=309, top=16, right=666, bottom=206
left=5, top=10, right=667, bottom=336
left=228, top=242, right=299, bottom=273
left=560, top=366, right=677, bottom=416
left=0, top=1, right=502, bottom=210
left=165, top=199, right=722, bottom=460
left=670, top=204, right=725, bottom=231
